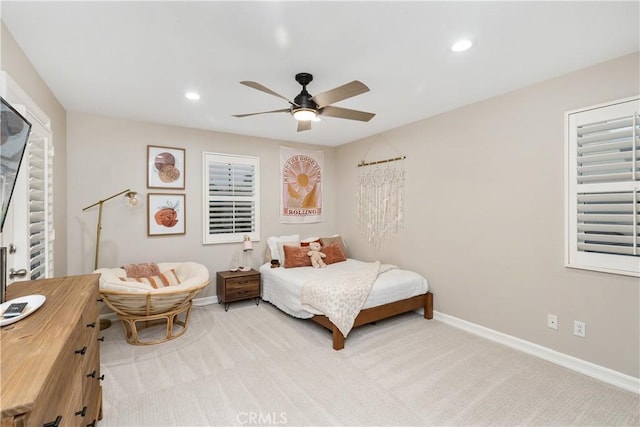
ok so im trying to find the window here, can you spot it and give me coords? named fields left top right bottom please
left=202, top=152, right=259, bottom=244
left=565, top=97, right=640, bottom=277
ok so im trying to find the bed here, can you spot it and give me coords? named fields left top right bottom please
left=259, top=235, right=433, bottom=350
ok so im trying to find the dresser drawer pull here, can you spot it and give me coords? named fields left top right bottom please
left=43, top=415, right=62, bottom=427
left=86, top=321, right=96, bottom=328
left=75, top=406, right=87, bottom=417
left=98, top=374, right=105, bottom=381
left=75, top=346, right=87, bottom=355
left=87, top=370, right=96, bottom=378
left=87, top=420, right=97, bottom=427
left=98, top=336, right=105, bottom=342
left=97, top=298, right=104, bottom=302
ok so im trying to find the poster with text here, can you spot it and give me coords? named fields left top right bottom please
left=280, top=146, right=323, bottom=223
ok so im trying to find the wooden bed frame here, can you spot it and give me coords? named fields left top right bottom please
left=310, top=291, right=433, bottom=350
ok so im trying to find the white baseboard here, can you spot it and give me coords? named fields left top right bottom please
left=192, top=295, right=218, bottom=306
left=434, top=311, right=639, bottom=395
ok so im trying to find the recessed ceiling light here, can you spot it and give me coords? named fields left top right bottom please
left=451, top=39, right=473, bottom=53
left=185, top=91, right=200, bottom=100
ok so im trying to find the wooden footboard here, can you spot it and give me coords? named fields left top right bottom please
left=311, top=291, right=433, bottom=350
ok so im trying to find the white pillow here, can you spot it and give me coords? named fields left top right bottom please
left=267, top=234, right=300, bottom=262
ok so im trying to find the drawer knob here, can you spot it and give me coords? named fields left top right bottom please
left=87, top=420, right=97, bottom=427
left=43, top=415, right=62, bottom=427
left=98, top=374, right=105, bottom=381
left=86, top=322, right=96, bottom=328
left=98, top=336, right=105, bottom=342
left=75, top=346, right=87, bottom=355
left=87, top=370, right=96, bottom=378
left=75, top=406, right=87, bottom=417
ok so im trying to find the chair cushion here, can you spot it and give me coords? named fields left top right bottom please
left=97, top=262, right=209, bottom=294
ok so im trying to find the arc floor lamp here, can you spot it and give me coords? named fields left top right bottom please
left=82, top=189, right=141, bottom=271
left=82, top=189, right=140, bottom=330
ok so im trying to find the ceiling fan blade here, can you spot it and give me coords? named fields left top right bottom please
left=239, top=81, right=296, bottom=105
left=232, top=108, right=290, bottom=118
left=297, top=120, right=312, bottom=132
left=320, top=106, right=375, bottom=122
left=311, top=80, right=370, bottom=108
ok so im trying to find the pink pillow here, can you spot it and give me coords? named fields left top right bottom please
left=283, top=245, right=313, bottom=268
left=121, top=268, right=181, bottom=288
left=122, top=262, right=161, bottom=278
left=320, top=236, right=348, bottom=257
left=321, top=243, right=347, bottom=265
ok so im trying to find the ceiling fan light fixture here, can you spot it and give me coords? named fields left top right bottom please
left=185, top=91, right=200, bottom=100
left=293, top=108, right=317, bottom=121
left=451, top=39, right=473, bottom=52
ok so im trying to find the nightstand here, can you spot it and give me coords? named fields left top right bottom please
left=216, top=269, right=261, bottom=311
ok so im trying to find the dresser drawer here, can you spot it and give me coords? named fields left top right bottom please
left=27, top=321, right=83, bottom=427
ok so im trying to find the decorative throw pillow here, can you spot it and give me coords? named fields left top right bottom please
left=320, top=235, right=348, bottom=258
left=283, top=245, right=313, bottom=268
left=300, top=237, right=320, bottom=247
left=121, top=268, right=181, bottom=289
left=267, top=234, right=300, bottom=262
left=321, top=243, right=347, bottom=265
left=277, top=239, right=301, bottom=266
left=122, top=262, right=161, bottom=278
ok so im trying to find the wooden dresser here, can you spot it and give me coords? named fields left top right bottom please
left=0, top=274, right=103, bottom=427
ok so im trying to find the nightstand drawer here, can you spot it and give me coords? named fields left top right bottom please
left=225, top=276, right=259, bottom=288
left=226, top=283, right=260, bottom=300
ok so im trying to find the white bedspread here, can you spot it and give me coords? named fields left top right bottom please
left=260, top=258, right=429, bottom=322
left=300, top=261, right=398, bottom=337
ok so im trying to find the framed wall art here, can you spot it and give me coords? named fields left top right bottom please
left=147, top=193, right=186, bottom=236
left=147, top=145, right=185, bottom=189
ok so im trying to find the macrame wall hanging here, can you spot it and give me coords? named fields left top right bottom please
left=356, top=146, right=406, bottom=249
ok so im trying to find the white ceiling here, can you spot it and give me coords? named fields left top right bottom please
left=2, top=1, right=638, bottom=147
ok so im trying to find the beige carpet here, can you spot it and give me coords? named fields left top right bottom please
left=99, top=301, right=639, bottom=426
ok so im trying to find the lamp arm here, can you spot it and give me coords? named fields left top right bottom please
left=82, top=188, right=131, bottom=211
left=82, top=188, right=132, bottom=270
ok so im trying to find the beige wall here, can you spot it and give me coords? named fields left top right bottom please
left=66, top=113, right=338, bottom=300
left=335, top=52, right=640, bottom=378
left=4, top=18, right=638, bottom=378
left=1, top=23, right=68, bottom=276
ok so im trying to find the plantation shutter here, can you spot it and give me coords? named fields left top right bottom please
left=567, top=97, right=640, bottom=276
left=1, top=72, right=55, bottom=281
left=27, top=136, right=54, bottom=279
left=203, top=153, right=260, bottom=244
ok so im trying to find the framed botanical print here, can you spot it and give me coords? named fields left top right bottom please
left=147, top=145, right=185, bottom=189
left=147, top=193, right=186, bottom=236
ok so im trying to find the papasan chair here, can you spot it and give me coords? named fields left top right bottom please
left=96, top=262, right=210, bottom=345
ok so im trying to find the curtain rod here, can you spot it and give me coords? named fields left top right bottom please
left=357, top=156, right=406, bottom=167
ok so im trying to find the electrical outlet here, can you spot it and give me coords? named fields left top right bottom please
left=574, top=320, right=586, bottom=338
left=547, top=314, right=558, bottom=330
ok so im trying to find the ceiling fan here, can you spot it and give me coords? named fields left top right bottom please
left=232, top=73, right=375, bottom=132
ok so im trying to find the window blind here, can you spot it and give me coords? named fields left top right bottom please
left=576, top=115, right=639, bottom=184
left=203, top=153, right=260, bottom=244
left=567, top=97, right=640, bottom=276
left=27, top=136, right=54, bottom=279
left=575, top=112, right=639, bottom=257
left=576, top=191, right=638, bottom=256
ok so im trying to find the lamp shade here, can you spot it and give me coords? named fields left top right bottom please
left=293, top=108, right=317, bottom=121
left=124, top=191, right=141, bottom=207
left=243, top=235, right=253, bottom=251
